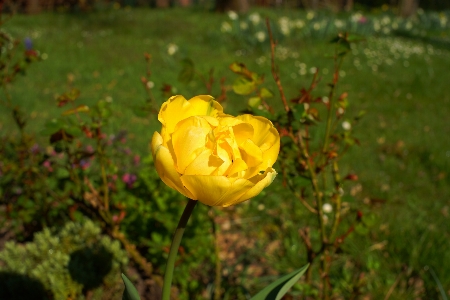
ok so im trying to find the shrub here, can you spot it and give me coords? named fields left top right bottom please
left=0, top=219, right=128, bottom=300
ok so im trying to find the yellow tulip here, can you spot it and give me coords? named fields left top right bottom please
left=151, top=95, right=280, bottom=207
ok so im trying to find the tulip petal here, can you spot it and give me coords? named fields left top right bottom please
left=184, top=149, right=224, bottom=175
left=151, top=132, right=194, bottom=199
left=158, top=95, right=223, bottom=137
left=239, top=139, right=263, bottom=168
left=180, top=175, right=231, bottom=206
left=180, top=175, right=253, bottom=206
left=261, top=134, right=280, bottom=168
left=230, top=168, right=277, bottom=206
left=232, top=123, right=254, bottom=146
left=236, top=114, right=279, bottom=151
left=172, top=116, right=212, bottom=173
left=225, top=158, right=248, bottom=177
left=188, top=95, right=224, bottom=117
left=215, top=178, right=255, bottom=207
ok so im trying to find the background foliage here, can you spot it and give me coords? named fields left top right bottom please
left=0, top=3, right=449, bottom=300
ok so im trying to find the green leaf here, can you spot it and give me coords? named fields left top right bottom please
left=260, top=87, right=273, bottom=98
left=250, top=264, right=309, bottom=300
left=178, top=58, right=195, bottom=84
left=57, top=88, right=80, bottom=106
left=62, top=105, right=89, bottom=116
left=229, top=62, right=245, bottom=74
left=248, top=97, right=261, bottom=108
left=233, top=77, right=256, bottom=95
left=122, top=273, right=141, bottom=300
left=229, top=62, right=256, bottom=80
left=64, top=126, right=83, bottom=138
left=40, top=127, right=59, bottom=136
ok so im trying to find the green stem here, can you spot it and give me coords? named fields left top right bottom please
left=329, top=161, right=342, bottom=242
left=162, top=199, right=198, bottom=300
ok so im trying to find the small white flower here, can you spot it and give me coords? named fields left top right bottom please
left=167, top=43, right=178, bottom=56
left=249, top=13, right=261, bottom=25
left=439, top=14, right=447, bottom=27
left=323, top=203, right=333, bottom=213
left=227, top=10, right=238, bottom=20
left=306, top=11, right=315, bottom=20
left=381, top=16, right=391, bottom=25
left=295, top=19, right=305, bottom=29
left=221, top=22, right=232, bottom=33
left=342, top=121, right=351, bottom=131
left=334, top=19, right=345, bottom=28
left=279, top=17, right=291, bottom=35
left=255, top=31, right=266, bottom=42
left=351, top=12, right=363, bottom=23
left=309, top=67, right=317, bottom=74
left=405, top=21, right=413, bottom=30
left=146, top=81, right=155, bottom=89
left=373, top=21, right=381, bottom=32
left=240, top=21, right=248, bottom=30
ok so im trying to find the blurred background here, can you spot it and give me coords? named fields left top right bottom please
left=0, top=0, right=449, bottom=299
left=5, top=0, right=450, bottom=15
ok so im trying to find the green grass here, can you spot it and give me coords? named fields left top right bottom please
left=2, top=7, right=450, bottom=299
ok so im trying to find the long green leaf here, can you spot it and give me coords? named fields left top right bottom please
left=122, top=273, right=141, bottom=300
left=250, top=264, right=309, bottom=300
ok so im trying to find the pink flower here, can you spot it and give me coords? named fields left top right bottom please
left=122, top=173, right=137, bottom=189
left=43, top=160, right=53, bottom=172
left=133, top=155, right=141, bottom=166
left=358, top=16, right=367, bottom=24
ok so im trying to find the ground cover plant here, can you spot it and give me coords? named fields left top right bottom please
left=0, top=5, right=449, bottom=299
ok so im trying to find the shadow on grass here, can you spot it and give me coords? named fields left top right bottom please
left=0, top=272, right=50, bottom=300
left=68, top=244, right=114, bottom=291
left=393, top=29, right=450, bottom=50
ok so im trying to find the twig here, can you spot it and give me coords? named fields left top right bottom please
left=299, top=227, right=315, bottom=283
left=383, top=272, right=402, bottom=300
left=266, top=18, right=289, bottom=113
left=329, top=161, right=342, bottom=241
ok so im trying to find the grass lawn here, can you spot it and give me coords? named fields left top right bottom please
left=1, top=6, right=450, bottom=299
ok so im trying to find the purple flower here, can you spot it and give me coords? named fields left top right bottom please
left=80, top=159, right=91, bottom=170
left=30, top=143, right=40, bottom=154
left=24, top=37, right=33, bottom=50
left=122, top=173, right=137, bottom=189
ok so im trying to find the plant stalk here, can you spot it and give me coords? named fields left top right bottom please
left=162, top=199, right=198, bottom=300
